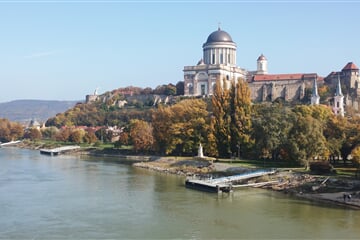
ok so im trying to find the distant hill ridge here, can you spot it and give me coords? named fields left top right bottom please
left=0, top=99, right=79, bottom=123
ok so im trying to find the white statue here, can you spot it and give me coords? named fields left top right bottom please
left=198, top=143, right=204, bottom=158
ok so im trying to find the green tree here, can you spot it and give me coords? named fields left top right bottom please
left=175, top=81, right=184, bottom=96
left=41, top=126, right=59, bottom=140
left=252, top=103, right=294, bottom=161
left=287, top=114, right=328, bottom=169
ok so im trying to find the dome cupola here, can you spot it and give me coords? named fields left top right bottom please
left=202, top=27, right=237, bottom=66
left=205, top=27, right=234, bottom=44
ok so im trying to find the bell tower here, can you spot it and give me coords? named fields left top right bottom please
left=333, top=75, right=344, bottom=117
left=257, top=54, right=268, bottom=75
left=311, top=77, right=320, bottom=105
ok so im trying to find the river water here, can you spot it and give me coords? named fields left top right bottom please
left=0, top=147, right=359, bottom=239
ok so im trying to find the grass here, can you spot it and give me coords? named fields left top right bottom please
left=216, top=158, right=302, bottom=169
left=335, top=167, right=359, bottom=178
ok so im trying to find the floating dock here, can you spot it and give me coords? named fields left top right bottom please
left=185, top=169, right=277, bottom=193
left=0, top=140, right=22, bottom=147
left=40, top=146, right=80, bottom=156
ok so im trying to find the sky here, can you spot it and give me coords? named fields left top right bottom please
left=0, top=0, right=359, bottom=103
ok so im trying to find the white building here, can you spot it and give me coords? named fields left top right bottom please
left=183, top=28, right=247, bottom=96
left=184, top=28, right=319, bottom=102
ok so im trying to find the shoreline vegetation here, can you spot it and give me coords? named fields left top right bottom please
left=13, top=141, right=360, bottom=210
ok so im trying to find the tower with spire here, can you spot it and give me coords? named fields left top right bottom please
left=311, top=77, right=320, bottom=105
left=333, top=75, right=344, bottom=116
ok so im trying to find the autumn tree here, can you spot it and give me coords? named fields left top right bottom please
left=151, top=98, right=209, bottom=155
left=211, top=79, right=231, bottom=157
left=115, top=132, right=129, bottom=148
left=206, top=116, right=218, bottom=157
left=0, top=118, right=24, bottom=142
left=129, top=119, right=154, bottom=152
left=229, top=79, right=253, bottom=157
left=69, top=129, right=86, bottom=143
left=323, top=116, right=346, bottom=163
left=210, top=78, right=253, bottom=158
left=83, top=130, right=98, bottom=144
left=338, top=117, right=360, bottom=165
left=166, top=99, right=208, bottom=155
left=55, top=128, right=72, bottom=142
left=351, top=145, right=360, bottom=178
left=24, top=128, right=42, bottom=141
left=151, top=105, right=173, bottom=154
left=10, top=122, right=24, bottom=141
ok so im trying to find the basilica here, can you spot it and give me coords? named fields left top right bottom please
left=183, top=28, right=360, bottom=115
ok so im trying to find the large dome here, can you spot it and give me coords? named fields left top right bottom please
left=205, top=28, right=233, bottom=44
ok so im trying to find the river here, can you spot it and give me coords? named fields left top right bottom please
left=0, top=147, right=359, bottom=239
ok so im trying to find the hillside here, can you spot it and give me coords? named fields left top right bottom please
left=0, top=99, right=79, bottom=123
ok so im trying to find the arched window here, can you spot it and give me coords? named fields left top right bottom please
left=187, top=83, right=194, bottom=95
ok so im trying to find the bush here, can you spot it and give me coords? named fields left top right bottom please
left=310, top=161, right=336, bottom=174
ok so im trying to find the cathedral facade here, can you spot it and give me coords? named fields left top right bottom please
left=183, top=28, right=247, bottom=96
left=183, top=28, right=321, bottom=103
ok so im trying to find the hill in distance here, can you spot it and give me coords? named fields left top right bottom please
left=0, top=99, right=79, bottom=124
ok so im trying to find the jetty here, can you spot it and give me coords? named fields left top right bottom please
left=40, top=145, right=80, bottom=156
left=0, top=140, right=22, bottom=147
left=185, top=169, right=277, bottom=193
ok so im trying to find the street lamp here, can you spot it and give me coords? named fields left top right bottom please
left=236, top=144, right=240, bottom=160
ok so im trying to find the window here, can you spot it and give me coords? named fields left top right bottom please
left=212, top=54, right=215, bottom=64
left=188, top=83, right=193, bottom=95
left=201, top=84, right=206, bottom=95
left=220, top=53, right=223, bottom=64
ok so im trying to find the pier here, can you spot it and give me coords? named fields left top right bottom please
left=40, top=145, right=80, bottom=156
left=0, top=140, right=22, bottom=147
left=185, top=169, right=277, bottom=193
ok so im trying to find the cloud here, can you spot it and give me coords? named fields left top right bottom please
left=23, top=50, right=58, bottom=59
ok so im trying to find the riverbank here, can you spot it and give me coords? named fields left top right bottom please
left=134, top=157, right=360, bottom=209
left=13, top=142, right=360, bottom=209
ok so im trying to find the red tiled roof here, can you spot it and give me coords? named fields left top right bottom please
left=342, top=62, right=359, bottom=71
left=253, top=73, right=317, bottom=81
